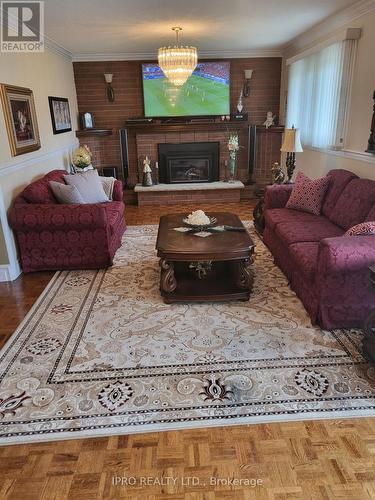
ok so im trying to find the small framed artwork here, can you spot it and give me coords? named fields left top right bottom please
left=0, top=84, right=41, bottom=156
left=48, top=96, right=72, bottom=134
left=79, top=112, right=95, bottom=130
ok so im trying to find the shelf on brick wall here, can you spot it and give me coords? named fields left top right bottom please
left=76, top=129, right=113, bottom=137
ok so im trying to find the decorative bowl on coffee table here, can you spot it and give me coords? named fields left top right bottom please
left=182, top=216, right=217, bottom=232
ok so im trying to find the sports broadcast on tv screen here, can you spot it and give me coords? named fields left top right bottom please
left=142, top=61, right=230, bottom=117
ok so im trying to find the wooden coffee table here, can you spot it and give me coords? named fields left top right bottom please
left=156, top=213, right=255, bottom=304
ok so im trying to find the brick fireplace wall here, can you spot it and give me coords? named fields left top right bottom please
left=73, top=58, right=282, bottom=185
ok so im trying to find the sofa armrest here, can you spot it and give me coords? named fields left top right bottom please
left=264, top=184, right=294, bottom=209
left=9, top=203, right=109, bottom=232
left=318, top=235, right=375, bottom=274
left=112, top=180, right=124, bottom=202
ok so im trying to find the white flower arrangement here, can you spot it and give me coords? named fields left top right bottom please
left=186, top=210, right=211, bottom=226
left=228, top=133, right=240, bottom=160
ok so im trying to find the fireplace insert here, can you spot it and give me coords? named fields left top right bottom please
left=158, top=142, right=219, bottom=184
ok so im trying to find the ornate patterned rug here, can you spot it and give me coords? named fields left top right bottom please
left=1, top=223, right=374, bottom=444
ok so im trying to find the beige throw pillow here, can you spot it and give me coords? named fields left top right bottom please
left=64, top=170, right=109, bottom=204
left=49, top=181, right=85, bottom=204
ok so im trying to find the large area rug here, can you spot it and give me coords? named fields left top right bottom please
left=1, top=223, right=374, bottom=444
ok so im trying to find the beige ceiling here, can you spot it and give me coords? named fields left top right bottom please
left=44, top=0, right=359, bottom=57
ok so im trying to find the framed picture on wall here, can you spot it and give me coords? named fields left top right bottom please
left=0, top=84, right=41, bottom=156
left=48, top=96, right=72, bottom=134
left=79, top=111, right=95, bottom=130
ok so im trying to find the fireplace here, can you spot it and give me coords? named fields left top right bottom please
left=158, top=142, right=219, bottom=184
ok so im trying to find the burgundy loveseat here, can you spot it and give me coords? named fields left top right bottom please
left=263, top=169, right=375, bottom=329
left=9, top=169, right=126, bottom=272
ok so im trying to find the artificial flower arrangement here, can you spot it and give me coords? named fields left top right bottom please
left=227, top=132, right=242, bottom=182
left=72, top=145, right=93, bottom=171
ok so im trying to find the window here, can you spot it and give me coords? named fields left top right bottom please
left=286, top=40, right=357, bottom=150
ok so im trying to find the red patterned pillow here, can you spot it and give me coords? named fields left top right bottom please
left=345, top=221, right=375, bottom=236
left=286, top=172, right=331, bottom=216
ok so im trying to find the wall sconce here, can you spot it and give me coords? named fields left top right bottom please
left=104, top=73, right=115, bottom=102
left=243, top=69, right=253, bottom=97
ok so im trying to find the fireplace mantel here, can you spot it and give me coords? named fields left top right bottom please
left=125, top=121, right=284, bottom=135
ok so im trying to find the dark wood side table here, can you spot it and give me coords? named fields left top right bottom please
left=363, top=265, right=375, bottom=362
left=156, top=213, right=255, bottom=304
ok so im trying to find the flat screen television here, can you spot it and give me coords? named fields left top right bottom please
left=142, top=61, right=230, bottom=117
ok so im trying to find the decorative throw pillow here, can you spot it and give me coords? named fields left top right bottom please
left=49, top=181, right=85, bottom=204
left=286, top=172, right=331, bottom=216
left=345, top=221, right=375, bottom=236
left=64, top=170, right=109, bottom=204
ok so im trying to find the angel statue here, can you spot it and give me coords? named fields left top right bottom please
left=142, top=156, right=153, bottom=186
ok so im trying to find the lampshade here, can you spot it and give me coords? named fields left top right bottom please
left=244, top=69, right=253, bottom=79
left=281, top=127, right=303, bottom=153
left=104, top=73, right=113, bottom=84
left=158, top=27, right=198, bottom=87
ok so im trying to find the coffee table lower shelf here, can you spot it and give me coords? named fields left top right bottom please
left=159, top=259, right=253, bottom=304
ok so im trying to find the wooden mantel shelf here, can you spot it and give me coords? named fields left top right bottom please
left=76, top=129, right=112, bottom=138
left=125, top=122, right=284, bottom=135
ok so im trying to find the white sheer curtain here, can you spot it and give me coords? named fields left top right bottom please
left=286, top=40, right=356, bottom=149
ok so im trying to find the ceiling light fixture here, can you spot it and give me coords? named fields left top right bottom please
left=158, top=27, right=198, bottom=87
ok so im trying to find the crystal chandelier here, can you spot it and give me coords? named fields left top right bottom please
left=158, top=27, right=198, bottom=87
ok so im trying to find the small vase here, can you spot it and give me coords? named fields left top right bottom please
left=228, top=156, right=236, bottom=183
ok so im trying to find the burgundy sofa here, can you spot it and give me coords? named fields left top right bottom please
left=9, top=170, right=126, bottom=272
left=263, top=169, right=375, bottom=329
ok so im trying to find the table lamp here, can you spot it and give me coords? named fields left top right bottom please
left=280, top=126, right=303, bottom=183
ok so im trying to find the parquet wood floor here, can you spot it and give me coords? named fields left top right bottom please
left=1, top=201, right=374, bottom=500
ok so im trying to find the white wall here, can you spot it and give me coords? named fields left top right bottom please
left=0, top=48, right=78, bottom=280
left=281, top=8, right=375, bottom=181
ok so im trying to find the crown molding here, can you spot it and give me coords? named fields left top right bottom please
left=44, top=37, right=73, bottom=61
left=283, top=0, right=375, bottom=57
left=72, top=48, right=282, bottom=62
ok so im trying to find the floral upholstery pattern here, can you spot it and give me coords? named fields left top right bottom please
left=286, top=172, right=331, bottom=216
left=263, top=168, right=375, bottom=329
left=9, top=171, right=126, bottom=272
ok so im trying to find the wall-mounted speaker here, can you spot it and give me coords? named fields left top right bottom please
left=247, top=125, right=257, bottom=184
left=119, top=128, right=129, bottom=182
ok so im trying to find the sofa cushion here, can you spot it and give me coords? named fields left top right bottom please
left=329, top=178, right=375, bottom=230
left=289, top=242, right=319, bottom=280
left=286, top=172, right=331, bottom=215
left=323, top=169, right=358, bottom=218
left=22, top=170, right=66, bottom=204
left=275, top=218, right=344, bottom=245
left=265, top=208, right=322, bottom=230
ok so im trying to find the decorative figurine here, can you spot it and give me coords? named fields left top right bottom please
left=142, top=156, right=153, bottom=186
left=263, top=111, right=275, bottom=129
left=237, top=90, right=244, bottom=113
left=271, top=162, right=285, bottom=184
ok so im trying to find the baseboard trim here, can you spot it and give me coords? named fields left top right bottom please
left=0, top=261, right=21, bottom=282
